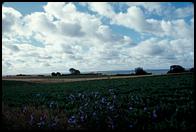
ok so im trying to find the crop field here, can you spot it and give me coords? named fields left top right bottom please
left=2, top=73, right=195, bottom=130
left=2, top=74, right=153, bottom=83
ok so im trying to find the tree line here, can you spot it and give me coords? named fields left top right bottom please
left=51, top=68, right=81, bottom=76
left=50, top=65, right=194, bottom=76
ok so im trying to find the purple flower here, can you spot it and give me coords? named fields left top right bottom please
left=37, top=121, right=45, bottom=128
left=50, top=116, right=59, bottom=128
left=101, top=97, right=106, bottom=103
left=92, top=112, right=96, bottom=117
left=129, top=106, right=133, bottom=111
left=109, top=105, right=114, bottom=111
left=144, top=107, right=147, bottom=112
left=40, top=112, right=47, bottom=121
left=153, top=110, right=157, bottom=118
left=22, top=106, right=27, bottom=113
left=68, top=116, right=76, bottom=125
left=79, top=111, right=87, bottom=122
left=129, top=124, right=133, bottom=128
left=50, top=122, right=57, bottom=128
left=49, top=101, right=54, bottom=108
left=54, top=116, right=59, bottom=123
left=29, top=113, right=34, bottom=126
left=80, top=115, right=85, bottom=122
left=107, top=117, right=115, bottom=129
left=151, top=109, right=158, bottom=122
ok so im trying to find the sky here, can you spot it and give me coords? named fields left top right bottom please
left=2, top=2, right=194, bottom=75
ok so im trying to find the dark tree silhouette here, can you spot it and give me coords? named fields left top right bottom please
left=75, top=70, right=80, bottom=75
left=51, top=72, right=57, bottom=76
left=69, top=68, right=80, bottom=75
left=69, top=68, right=76, bottom=74
left=167, top=65, right=185, bottom=73
left=189, top=67, right=194, bottom=72
left=135, top=67, right=148, bottom=75
left=56, top=72, right=61, bottom=76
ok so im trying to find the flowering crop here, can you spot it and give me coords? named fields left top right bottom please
left=2, top=73, right=194, bottom=130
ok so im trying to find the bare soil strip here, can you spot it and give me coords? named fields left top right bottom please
left=2, top=73, right=189, bottom=83
left=2, top=75, right=154, bottom=83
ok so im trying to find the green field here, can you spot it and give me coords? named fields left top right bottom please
left=2, top=73, right=195, bottom=130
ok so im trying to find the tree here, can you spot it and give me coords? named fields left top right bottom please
left=69, top=68, right=80, bottom=75
left=167, top=65, right=185, bottom=73
left=134, top=67, right=147, bottom=75
left=75, top=70, right=80, bottom=75
left=51, top=72, right=57, bottom=76
left=69, top=68, right=76, bottom=74
left=56, top=72, right=61, bottom=76
left=189, top=67, right=194, bottom=72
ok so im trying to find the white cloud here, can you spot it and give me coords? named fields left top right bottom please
left=111, top=6, right=193, bottom=39
left=56, top=21, right=84, bottom=37
left=2, top=7, right=22, bottom=33
left=125, top=2, right=194, bottom=19
left=86, top=2, right=194, bottom=40
left=43, top=2, right=67, bottom=20
left=126, top=2, right=162, bottom=15
left=170, top=38, right=194, bottom=54
left=2, top=2, right=194, bottom=75
left=110, top=7, right=155, bottom=37
left=4, top=44, right=20, bottom=52
left=24, top=12, right=57, bottom=36
left=87, top=2, right=115, bottom=18
left=111, top=6, right=149, bottom=33
left=174, top=5, right=194, bottom=18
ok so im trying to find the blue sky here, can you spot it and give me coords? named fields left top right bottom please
left=3, top=2, right=47, bottom=14
left=2, top=2, right=194, bottom=75
left=3, top=2, right=192, bottom=13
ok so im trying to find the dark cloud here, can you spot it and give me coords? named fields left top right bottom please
left=4, top=61, right=12, bottom=67
left=60, top=44, right=74, bottom=55
left=68, top=54, right=84, bottom=60
left=100, top=50, right=120, bottom=60
left=2, top=7, right=21, bottom=33
left=16, top=59, right=25, bottom=63
left=39, top=56, right=52, bottom=59
left=2, top=17, right=14, bottom=33
left=147, top=46, right=164, bottom=55
left=43, top=63, right=50, bottom=67
left=5, top=44, right=20, bottom=52
left=59, top=22, right=85, bottom=37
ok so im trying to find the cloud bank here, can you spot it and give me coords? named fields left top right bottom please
left=2, top=2, right=194, bottom=75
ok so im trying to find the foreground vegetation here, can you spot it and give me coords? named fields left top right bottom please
left=2, top=73, right=194, bottom=130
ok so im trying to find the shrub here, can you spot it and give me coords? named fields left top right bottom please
left=134, top=67, right=148, bottom=75
left=69, top=68, right=80, bottom=75
left=56, top=72, right=61, bottom=76
left=189, top=67, right=194, bottom=72
left=51, top=72, right=57, bottom=76
left=167, top=65, right=185, bottom=73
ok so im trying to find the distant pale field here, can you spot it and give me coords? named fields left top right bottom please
left=2, top=73, right=188, bottom=83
